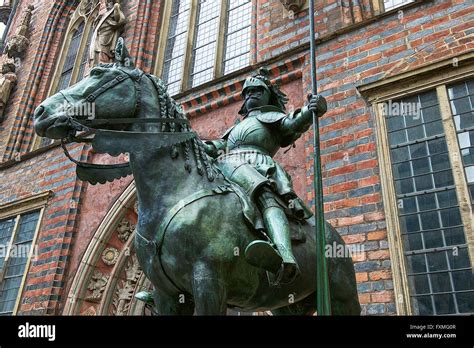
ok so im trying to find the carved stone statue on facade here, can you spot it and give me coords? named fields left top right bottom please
left=90, top=0, right=126, bottom=64
left=34, top=38, right=360, bottom=315
left=4, top=5, right=34, bottom=59
left=0, top=5, right=34, bottom=122
left=280, top=0, right=306, bottom=13
left=0, top=58, right=16, bottom=122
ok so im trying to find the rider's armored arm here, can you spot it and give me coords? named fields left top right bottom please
left=203, top=139, right=227, bottom=158
left=279, top=95, right=327, bottom=143
left=280, top=106, right=313, bottom=135
left=278, top=106, right=315, bottom=145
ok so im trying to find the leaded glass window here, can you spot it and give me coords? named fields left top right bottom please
left=57, top=22, right=85, bottom=92
left=162, top=0, right=192, bottom=95
left=190, top=0, right=221, bottom=87
left=77, top=23, right=96, bottom=81
left=383, top=0, right=414, bottom=11
left=223, top=0, right=251, bottom=74
left=385, top=89, right=474, bottom=315
left=161, top=0, right=252, bottom=95
left=447, top=79, right=474, bottom=205
left=0, top=211, right=40, bottom=315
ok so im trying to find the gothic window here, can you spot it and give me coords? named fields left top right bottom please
left=56, top=21, right=85, bottom=92
left=158, top=0, right=253, bottom=95
left=161, top=0, right=192, bottom=96
left=32, top=0, right=99, bottom=150
left=0, top=209, right=42, bottom=315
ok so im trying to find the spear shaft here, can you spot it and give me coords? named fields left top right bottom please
left=308, top=0, right=331, bottom=315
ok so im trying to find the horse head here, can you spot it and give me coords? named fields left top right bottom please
left=34, top=38, right=141, bottom=139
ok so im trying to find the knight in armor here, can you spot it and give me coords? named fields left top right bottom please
left=203, top=69, right=327, bottom=284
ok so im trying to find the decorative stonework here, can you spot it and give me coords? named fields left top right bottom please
left=280, top=0, right=306, bottom=13
left=78, top=0, right=99, bottom=17
left=91, top=0, right=127, bottom=64
left=86, top=270, right=109, bottom=302
left=101, top=247, right=120, bottom=266
left=117, top=217, right=135, bottom=243
left=112, top=254, right=143, bottom=315
left=4, top=5, right=34, bottom=59
left=0, top=2, right=12, bottom=24
left=0, top=5, right=33, bottom=123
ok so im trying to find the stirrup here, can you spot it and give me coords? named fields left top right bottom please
left=267, top=262, right=300, bottom=287
left=244, top=240, right=282, bottom=274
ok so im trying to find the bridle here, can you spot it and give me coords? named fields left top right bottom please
left=58, top=65, right=196, bottom=184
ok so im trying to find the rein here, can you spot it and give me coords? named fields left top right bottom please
left=60, top=68, right=196, bottom=184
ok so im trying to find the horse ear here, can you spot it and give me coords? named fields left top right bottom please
left=114, top=37, right=135, bottom=68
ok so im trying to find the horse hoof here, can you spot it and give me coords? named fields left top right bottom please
left=244, top=240, right=282, bottom=273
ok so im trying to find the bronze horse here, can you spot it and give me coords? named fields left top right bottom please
left=34, top=39, right=360, bottom=315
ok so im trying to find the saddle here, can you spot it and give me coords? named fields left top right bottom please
left=215, top=183, right=308, bottom=244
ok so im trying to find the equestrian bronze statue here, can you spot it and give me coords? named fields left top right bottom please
left=34, top=38, right=360, bottom=315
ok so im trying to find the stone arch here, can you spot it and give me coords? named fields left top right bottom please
left=63, top=181, right=153, bottom=315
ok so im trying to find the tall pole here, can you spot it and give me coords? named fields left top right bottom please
left=309, top=0, right=331, bottom=315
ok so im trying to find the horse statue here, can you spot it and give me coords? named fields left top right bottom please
left=34, top=39, right=360, bottom=315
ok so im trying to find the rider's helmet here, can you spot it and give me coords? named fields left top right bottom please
left=239, top=67, right=289, bottom=116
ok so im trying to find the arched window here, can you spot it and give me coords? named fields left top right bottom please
left=51, top=1, right=99, bottom=93
left=56, top=21, right=85, bottom=92
left=32, top=0, right=99, bottom=150
left=157, top=0, right=252, bottom=95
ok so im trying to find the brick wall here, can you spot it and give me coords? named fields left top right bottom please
left=0, top=0, right=472, bottom=315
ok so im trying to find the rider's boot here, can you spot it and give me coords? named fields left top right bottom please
left=245, top=187, right=300, bottom=284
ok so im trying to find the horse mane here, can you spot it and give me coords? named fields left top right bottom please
left=149, top=74, right=216, bottom=182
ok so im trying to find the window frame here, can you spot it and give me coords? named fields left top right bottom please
left=31, top=2, right=100, bottom=151
left=0, top=191, right=51, bottom=315
left=359, top=53, right=474, bottom=314
left=155, top=0, right=253, bottom=94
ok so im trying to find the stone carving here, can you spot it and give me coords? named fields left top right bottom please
left=90, top=0, right=126, bottom=64
left=101, top=246, right=119, bottom=265
left=86, top=270, right=109, bottom=302
left=0, top=5, right=34, bottom=122
left=116, top=217, right=135, bottom=243
left=0, top=1, right=12, bottom=24
left=4, top=5, right=34, bottom=59
left=79, top=0, right=99, bottom=17
left=280, top=0, right=306, bottom=13
left=0, top=58, right=17, bottom=122
left=112, top=254, right=142, bottom=315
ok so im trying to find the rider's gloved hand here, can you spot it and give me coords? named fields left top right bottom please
left=307, top=93, right=327, bottom=117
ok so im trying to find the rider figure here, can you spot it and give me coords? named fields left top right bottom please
left=203, top=69, right=327, bottom=284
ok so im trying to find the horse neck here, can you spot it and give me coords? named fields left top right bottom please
left=129, top=76, right=216, bottom=238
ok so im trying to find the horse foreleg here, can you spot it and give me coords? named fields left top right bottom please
left=192, top=261, right=227, bottom=315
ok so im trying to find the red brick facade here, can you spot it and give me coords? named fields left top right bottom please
left=0, top=0, right=472, bottom=315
